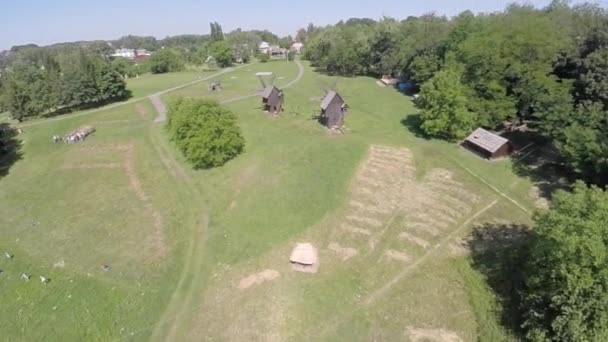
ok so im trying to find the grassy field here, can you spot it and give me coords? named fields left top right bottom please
left=0, top=59, right=538, bottom=341
left=126, top=70, right=217, bottom=99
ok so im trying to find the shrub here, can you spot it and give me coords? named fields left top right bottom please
left=257, top=53, right=269, bottom=63
left=166, top=97, right=244, bottom=169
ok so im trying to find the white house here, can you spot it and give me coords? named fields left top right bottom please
left=111, top=48, right=135, bottom=59
left=291, top=42, right=304, bottom=54
left=111, top=48, right=151, bottom=60
left=259, top=41, right=270, bottom=54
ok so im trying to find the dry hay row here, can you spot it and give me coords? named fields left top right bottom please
left=330, top=145, right=484, bottom=273
left=329, top=145, right=418, bottom=261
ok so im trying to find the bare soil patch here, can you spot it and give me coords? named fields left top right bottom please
left=529, top=185, right=550, bottom=210
left=406, top=327, right=464, bottom=342
left=385, top=249, right=412, bottom=262
left=238, top=269, right=280, bottom=289
left=328, top=242, right=358, bottom=260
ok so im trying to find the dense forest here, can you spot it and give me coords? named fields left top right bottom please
left=303, top=1, right=608, bottom=186
left=0, top=47, right=128, bottom=121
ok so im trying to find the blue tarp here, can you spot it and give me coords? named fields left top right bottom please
left=398, top=81, right=415, bottom=92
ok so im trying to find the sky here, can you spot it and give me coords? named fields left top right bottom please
left=1, top=0, right=606, bottom=50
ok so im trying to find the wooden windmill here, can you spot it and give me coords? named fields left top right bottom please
left=316, top=79, right=349, bottom=129
left=257, top=72, right=284, bottom=114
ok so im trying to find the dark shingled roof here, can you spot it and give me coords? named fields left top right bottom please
left=321, top=90, right=342, bottom=110
left=465, top=128, right=510, bottom=153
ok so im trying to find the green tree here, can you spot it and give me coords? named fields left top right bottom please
left=208, top=41, right=233, bottom=68
left=111, top=57, right=136, bottom=78
left=166, top=97, right=244, bottom=169
left=148, top=49, right=184, bottom=74
left=210, top=22, right=224, bottom=42
left=578, top=48, right=608, bottom=108
left=87, top=41, right=114, bottom=56
left=522, top=182, right=608, bottom=342
left=95, top=63, right=129, bottom=101
left=418, top=68, right=476, bottom=140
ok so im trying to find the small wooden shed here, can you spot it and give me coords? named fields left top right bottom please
left=261, top=86, right=283, bottom=113
left=320, top=91, right=348, bottom=128
left=463, top=128, right=514, bottom=159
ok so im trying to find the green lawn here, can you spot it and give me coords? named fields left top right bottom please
left=0, top=60, right=537, bottom=341
left=126, top=69, right=217, bottom=99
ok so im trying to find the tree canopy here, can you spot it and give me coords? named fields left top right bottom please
left=148, top=49, right=185, bottom=74
left=522, top=182, right=608, bottom=342
left=0, top=47, right=128, bottom=121
left=208, top=41, right=233, bottom=68
left=166, top=97, right=245, bottom=169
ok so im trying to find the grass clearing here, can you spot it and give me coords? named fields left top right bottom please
left=1, top=59, right=537, bottom=340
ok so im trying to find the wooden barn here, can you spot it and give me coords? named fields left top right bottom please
left=261, top=86, right=283, bottom=113
left=320, top=91, right=348, bottom=128
left=463, top=128, right=514, bottom=159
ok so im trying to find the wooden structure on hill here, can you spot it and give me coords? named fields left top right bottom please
left=319, top=90, right=348, bottom=128
left=261, top=86, right=284, bottom=113
left=463, top=128, right=514, bottom=159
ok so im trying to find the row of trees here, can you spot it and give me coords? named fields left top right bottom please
left=303, top=2, right=608, bottom=185
left=0, top=47, right=128, bottom=121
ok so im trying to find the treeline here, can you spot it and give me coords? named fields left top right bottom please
left=0, top=23, right=294, bottom=119
left=0, top=47, right=128, bottom=121
left=303, top=2, right=608, bottom=185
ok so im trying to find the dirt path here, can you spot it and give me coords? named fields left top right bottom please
left=150, top=95, right=168, bottom=123
left=147, top=127, right=210, bottom=342
left=18, top=65, right=248, bottom=128
left=220, top=59, right=305, bottom=105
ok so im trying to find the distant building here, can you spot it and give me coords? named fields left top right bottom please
left=111, top=48, right=151, bottom=60
left=291, top=42, right=304, bottom=54
left=462, top=128, right=514, bottom=160
left=269, top=45, right=288, bottom=58
left=259, top=41, right=270, bottom=54
left=111, top=48, right=135, bottom=59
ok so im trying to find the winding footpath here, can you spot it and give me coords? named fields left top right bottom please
left=220, top=59, right=305, bottom=105
left=147, top=60, right=305, bottom=341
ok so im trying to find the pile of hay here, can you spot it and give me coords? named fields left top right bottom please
left=289, top=243, right=318, bottom=273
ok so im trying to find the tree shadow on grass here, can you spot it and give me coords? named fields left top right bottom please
left=466, top=222, right=533, bottom=338
left=400, top=113, right=430, bottom=140
left=0, top=123, right=23, bottom=179
left=507, top=130, right=573, bottom=201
